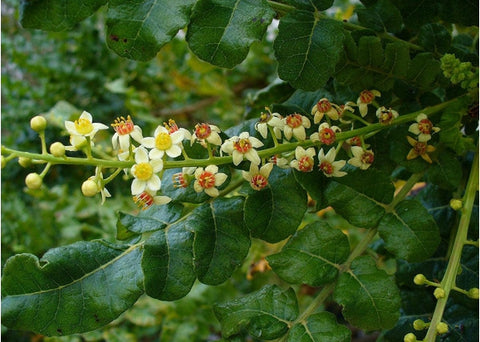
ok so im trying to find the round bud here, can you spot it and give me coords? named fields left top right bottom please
left=450, top=198, right=463, bottom=210
left=467, top=288, right=479, bottom=299
left=18, top=157, right=32, bottom=168
left=434, top=288, right=445, bottom=299
left=1, top=156, right=6, bottom=169
left=50, top=142, right=66, bottom=157
left=81, top=179, right=99, bottom=197
left=414, top=274, right=427, bottom=285
left=404, top=333, right=417, bottom=342
left=436, top=322, right=449, bottom=334
left=25, top=173, right=43, bottom=190
left=30, top=116, right=47, bottom=132
left=413, top=319, right=426, bottom=330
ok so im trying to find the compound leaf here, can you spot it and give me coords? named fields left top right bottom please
left=287, top=312, right=351, bottom=342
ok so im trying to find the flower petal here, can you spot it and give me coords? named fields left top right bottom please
left=215, top=173, right=228, bottom=186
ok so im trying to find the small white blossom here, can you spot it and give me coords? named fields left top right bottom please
left=408, top=114, right=440, bottom=142
left=221, top=132, right=263, bottom=166
left=318, top=148, right=347, bottom=178
left=141, top=125, right=184, bottom=160
left=311, top=98, right=340, bottom=123
left=255, top=110, right=284, bottom=139
left=290, top=147, right=316, bottom=172
left=283, top=113, right=311, bottom=141
left=133, top=190, right=172, bottom=210
left=191, top=123, right=222, bottom=146
left=130, top=147, right=163, bottom=195
left=348, top=146, right=374, bottom=170
left=65, top=111, right=108, bottom=139
left=194, top=165, right=228, bottom=197
left=242, top=163, right=274, bottom=191
left=111, top=115, right=143, bottom=151
left=356, top=90, right=381, bottom=117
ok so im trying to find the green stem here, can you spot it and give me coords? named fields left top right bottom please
left=39, top=132, right=47, bottom=155
left=423, top=147, right=478, bottom=342
left=103, top=167, right=123, bottom=185
left=387, top=172, right=425, bottom=210
left=342, top=111, right=371, bottom=126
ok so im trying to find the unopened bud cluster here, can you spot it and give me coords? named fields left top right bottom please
left=441, top=53, right=479, bottom=90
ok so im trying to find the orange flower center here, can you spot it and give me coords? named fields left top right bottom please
left=414, top=141, right=427, bottom=155
left=112, top=116, right=134, bottom=135
left=317, top=99, right=331, bottom=112
left=320, top=128, right=336, bottom=145
left=198, top=171, right=216, bottom=189
left=251, top=174, right=268, bottom=190
left=319, top=161, right=333, bottom=175
left=359, top=90, right=375, bottom=104
left=349, top=136, right=362, bottom=146
left=74, top=118, right=93, bottom=135
left=234, top=138, right=252, bottom=153
left=361, top=151, right=374, bottom=164
left=195, top=123, right=212, bottom=139
left=286, top=114, right=302, bottom=128
left=298, top=156, right=314, bottom=172
left=418, top=119, right=433, bottom=134
left=379, top=109, right=394, bottom=125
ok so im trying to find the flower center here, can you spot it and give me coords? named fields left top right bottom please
left=164, top=119, right=179, bottom=133
left=298, top=156, right=314, bottom=172
left=414, top=141, right=427, bottom=155
left=349, top=136, right=362, bottom=146
left=233, top=138, right=252, bottom=153
left=155, top=132, right=172, bottom=150
left=418, top=119, right=433, bottom=134
left=198, top=171, right=216, bottom=189
left=359, top=90, right=375, bottom=104
left=134, top=162, right=153, bottom=181
left=319, top=161, right=333, bottom=175
left=317, top=99, right=331, bottom=112
left=133, top=191, right=154, bottom=210
left=195, top=123, right=212, bottom=139
left=320, top=128, right=336, bottom=145
left=74, top=118, right=93, bottom=135
left=251, top=174, right=268, bottom=190
left=361, top=151, right=375, bottom=164
left=286, top=114, right=302, bottom=128
left=379, top=109, right=394, bottom=125
left=112, top=116, right=134, bottom=135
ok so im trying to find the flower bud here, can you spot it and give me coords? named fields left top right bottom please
left=413, top=319, right=426, bottom=330
left=18, top=157, right=32, bottom=168
left=434, top=288, right=445, bottom=299
left=436, top=322, right=448, bottom=334
left=30, top=115, right=47, bottom=132
left=81, top=179, right=99, bottom=197
left=50, top=142, right=66, bottom=157
left=404, top=333, right=417, bottom=342
left=25, top=173, right=43, bottom=189
left=467, top=288, right=479, bottom=299
left=450, top=198, right=463, bottom=210
left=414, top=274, right=427, bottom=285
left=1, top=156, right=6, bottom=169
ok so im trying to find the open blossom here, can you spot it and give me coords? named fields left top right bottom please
left=164, top=119, right=191, bottom=141
left=348, top=146, right=374, bottom=170
left=310, top=122, right=341, bottom=145
left=408, top=114, right=440, bottom=142
left=141, top=125, right=184, bottom=159
left=130, top=147, right=163, bottom=195
left=65, top=111, right=108, bottom=139
left=221, top=132, right=263, bottom=166
left=255, top=110, right=284, bottom=139
left=283, top=113, right=311, bottom=141
left=290, top=147, right=316, bottom=172
left=242, top=163, right=274, bottom=191
left=357, top=90, right=381, bottom=117
left=194, top=165, right=228, bottom=197
left=376, top=107, right=398, bottom=125
left=318, top=148, right=347, bottom=177
left=191, top=123, right=222, bottom=146
left=406, top=136, right=435, bottom=163
left=111, top=115, right=143, bottom=151
left=133, top=190, right=171, bottom=210
left=311, top=98, right=340, bottom=123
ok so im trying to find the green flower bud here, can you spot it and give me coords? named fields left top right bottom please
left=30, top=115, right=47, bottom=132
left=25, top=173, right=43, bottom=189
left=18, top=157, right=32, bottom=168
left=450, top=198, right=463, bottom=210
left=414, top=274, right=427, bottom=285
left=436, top=322, right=448, bottom=334
left=434, top=288, right=445, bottom=299
left=50, top=142, right=66, bottom=157
left=413, top=319, right=426, bottom=330
left=467, top=288, right=479, bottom=299
left=404, top=332, right=417, bottom=342
left=81, top=179, right=99, bottom=197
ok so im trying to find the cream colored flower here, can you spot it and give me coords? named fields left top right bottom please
left=406, top=136, right=435, bottom=163
left=318, top=148, right=347, bottom=177
left=242, top=163, right=274, bottom=191
left=408, top=114, right=440, bottom=142
left=193, top=165, right=228, bottom=197
left=191, top=123, right=222, bottom=146
left=310, top=122, right=341, bottom=145
left=311, top=98, right=340, bottom=123
left=283, top=113, right=311, bottom=141
left=356, top=90, right=381, bottom=117
left=130, top=147, right=163, bottom=195
left=290, top=147, right=316, bottom=172
left=111, top=115, right=143, bottom=151
left=221, top=132, right=263, bottom=166
left=65, top=111, right=108, bottom=138
left=348, top=146, right=374, bottom=170
left=255, top=110, right=284, bottom=139
left=376, top=106, right=399, bottom=125
left=141, top=125, right=184, bottom=160
left=133, top=190, right=172, bottom=210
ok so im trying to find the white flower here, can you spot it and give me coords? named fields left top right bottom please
left=65, top=111, right=109, bottom=138
left=311, top=98, right=340, bottom=123
left=356, top=90, right=381, bottom=117
left=164, top=119, right=192, bottom=141
left=221, top=132, right=263, bottom=166
left=133, top=190, right=172, bottom=210
left=130, top=147, right=163, bottom=195
left=141, top=125, right=184, bottom=160
left=348, top=146, right=374, bottom=170
left=111, top=115, right=143, bottom=151
left=290, top=147, right=316, bottom=172
left=242, top=163, right=274, bottom=191
left=408, top=114, right=440, bottom=142
left=283, top=113, right=311, bottom=141
left=318, top=148, right=347, bottom=178
left=376, top=106, right=399, bottom=125
left=191, top=123, right=222, bottom=146
left=255, top=110, right=284, bottom=139
left=193, top=165, right=228, bottom=197
left=310, top=122, right=341, bottom=145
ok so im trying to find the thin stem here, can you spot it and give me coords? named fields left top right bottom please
left=39, top=132, right=48, bottom=155
left=387, top=172, right=425, bottom=210
left=342, top=111, right=371, bottom=126
left=39, top=163, right=52, bottom=178
left=104, top=167, right=123, bottom=184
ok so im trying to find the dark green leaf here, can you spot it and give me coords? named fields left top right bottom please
left=333, top=256, right=401, bottom=330
left=1, top=241, right=143, bottom=336
left=418, top=23, right=452, bottom=54
left=406, top=53, right=441, bottom=90
left=425, top=149, right=462, bottom=191
left=388, top=126, right=431, bottom=173
left=193, top=197, right=250, bottom=285
left=378, top=199, right=441, bottom=262
left=186, top=0, right=275, bottom=68
left=356, top=0, right=403, bottom=33
left=267, top=221, right=350, bottom=286
left=20, top=0, right=107, bottom=31
left=161, top=168, right=210, bottom=203
left=439, top=107, right=476, bottom=156
left=390, top=0, right=438, bottom=30
left=439, top=0, right=479, bottom=27
left=293, top=167, right=330, bottom=209
left=244, top=167, right=307, bottom=243
left=280, top=0, right=335, bottom=11
left=287, top=312, right=351, bottom=342
left=324, top=168, right=394, bottom=228
left=106, top=0, right=196, bottom=61
left=214, top=285, right=298, bottom=340
left=274, top=12, right=344, bottom=90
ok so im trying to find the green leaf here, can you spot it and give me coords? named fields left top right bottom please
left=425, top=149, right=462, bottom=191
left=391, top=0, right=438, bottom=30
left=244, top=167, right=307, bottom=243
left=280, top=0, right=335, bottom=11
left=406, top=53, right=441, bottom=90
left=378, top=199, right=441, bottom=262
left=333, top=256, right=401, bottom=330
left=439, top=0, right=479, bottom=27
left=417, top=23, right=452, bottom=54
left=193, top=197, right=250, bottom=285
left=293, top=167, right=330, bottom=209
left=142, top=223, right=195, bottom=301
left=267, top=221, right=350, bottom=286
left=20, top=0, right=106, bottom=31
left=356, top=0, right=403, bottom=33
left=388, top=126, right=431, bottom=173
left=287, top=312, right=351, bottom=342
left=1, top=241, right=143, bottom=336
left=106, top=0, right=196, bottom=61
left=439, top=107, right=476, bottom=156
left=116, top=202, right=184, bottom=234
left=324, top=168, right=394, bottom=228
left=214, top=285, right=298, bottom=340
left=274, top=12, right=344, bottom=90
left=186, top=0, right=275, bottom=68
left=161, top=168, right=210, bottom=203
